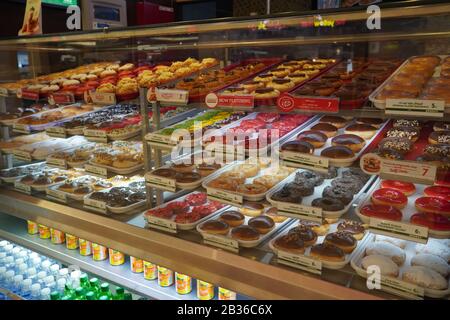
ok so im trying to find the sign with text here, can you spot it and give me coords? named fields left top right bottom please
left=145, top=174, right=176, bottom=192
left=203, top=233, right=239, bottom=253
left=90, top=92, right=116, bottom=105
left=277, top=250, right=322, bottom=275
left=277, top=93, right=339, bottom=113
left=369, top=217, right=428, bottom=243
left=207, top=188, right=243, bottom=207
left=146, top=216, right=177, bottom=233
left=17, top=88, right=40, bottom=101
left=386, top=99, right=444, bottom=118
left=281, top=151, right=329, bottom=172
left=155, top=88, right=188, bottom=105
left=277, top=202, right=323, bottom=223
left=380, top=159, right=437, bottom=185
left=205, top=93, right=254, bottom=109
left=48, top=92, right=75, bottom=105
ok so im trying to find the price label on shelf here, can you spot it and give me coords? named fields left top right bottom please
left=14, top=181, right=32, bottom=194
left=84, top=198, right=107, bottom=214
left=46, top=188, right=67, bottom=203
left=85, top=164, right=108, bottom=178
left=155, top=88, right=189, bottom=105
left=13, top=123, right=30, bottom=134
left=48, top=92, right=75, bottom=105
left=379, top=275, right=424, bottom=300
left=0, top=88, right=8, bottom=96
left=277, top=93, right=339, bottom=113
left=145, top=174, right=176, bottom=192
left=13, top=150, right=32, bottom=162
left=281, top=151, right=329, bottom=173
left=45, top=126, right=67, bottom=138
left=84, top=129, right=108, bottom=143
left=203, top=233, right=239, bottom=253
left=277, top=250, right=322, bottom=275
left=205, top=93, right=254, bottom=109
left=380, top=159, right=437, bottom=185
left=277, top=202, right=323, bottom=223
left=386, top=99, right=444, bottom=118
left=146, top=216, right=177, bottom=233
left=369, top=217, right=428, bottom=244
left=207, top=188, right=243, bottom=207
left=147, top=133, right=177, bottom=146
left=46, top=157, right=67, bottom=169
left=90, top=92, right=116, bottom=105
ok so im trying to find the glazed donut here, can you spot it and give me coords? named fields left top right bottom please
left=410, top=212, right=450, bottom=231
left=337, top=220, right=366, bottom=240
left=273, top=234, right=305, bottom=254
left=371, top=188, right=408, bottom=209
left=207, top=177, right=238, bottom=191
left=199, top=220, right=230, bottom=235
left=331, top=177, right=363, bottom=194
left=310, top=243, right=345, bottom=262
left=344, top=124, right=377, bottom=140
left=239, top=202, right=264, bottom=217
left=219, top=211, right=245, bottom=227
left=321, top=146, right=355, bottom=159
left=424, top=186, right=450, bottom=201
left=152, top=168, right=177, bottom=179
left=359, top=204, right=403, bottom=221
left=428, top=131, right=450, bottom=145
left=231, top=225, right=260, bottom=241
left=280, top=140, right=314, bottom=154
left=324, top=231, right=357, bottom=254
left=319, top=116, right=348, bottom=129
left=237, top=183, right=268, bottom=195
left=415, top=197, right=450, bottom=216
left=296, top=170, right=324, bottom=187
left=220, top=171, right=246, bottom=184
left=288, top=225, right=318, bottom=246
left=331, top=134, right=366, bottom=152
left=380, top=180, right=416, bottom=196
left=322, top=186, right=353, bottom=205
left=310, top=123, right=338, bottom=138
left=248, top=216, right=275, bottom=234
left=296, top=130, right=328, bottom=148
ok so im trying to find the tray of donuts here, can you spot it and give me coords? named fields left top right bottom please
left=356, top=178, right=450, bottom=239
left=0, top=162, right=48, bottom=184
left=13, top=167, right=84, bottom=193
left=351, top=234, right=450, bottom=299
left=197, top=203, right=292, bottom=249
left=269, top=219, right=369, bottom=270
left=279, top=115, right=390, bottom=168
left=369, top=55, right=450, bottom=111
left=144, top=192, right=229, bottom=232
left=145, top=151, right=228, bottom=192
left=202, top=160, right=297, bottom=203
left=266, top=167, right=375, bottom=220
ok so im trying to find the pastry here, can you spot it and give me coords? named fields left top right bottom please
left=233, top=164, right=259, bottom=178
left=297, top=170, right=324, bottom=187
left=387, top=127, right=421, bottom=142
left=402, top=266, right=448, bottom=290
left=286, top=181, right=314, bottom=197
left=361, top=255, right=399, bottom=277
left=415, top=196, right=450, bottom=216
left=410, top=212, right=450, bottom=231
left=264, top=207, right=288, bottom=223
left=197, top=163, right=221, bottom=177
left=433, top=122, right=450, bottom=132
left=253, top=175, right=280, bottom=188
left=208, top=177, right=238, bottom=192
left=411, top=254, right=449, bottom=277
left=239, top=202, right=264, bottom=217
left=371, top=188, right=408, bottom=209
left=310, top=123, right=338, bottom=138
left=331, top=177, right=363, bottom=194
left=296, top=130, right=328, bottom=148
left=166, top=201, right=190, bottom=215
left=344, top=124, right=377, bottom=140
left=365, top=241, right=406, bottom=266
left=355, top=118, right=384, bottom=128
left=237, top=183, right=267, bottom=195
left=424, top=144, right=450, bottom=158
left=175, top=172, right=202, bottom=184
left=298, top=220, right=330, bottom=236
left=248, top=216, right=275, bottom=234
left=379, top=138, right=413, bottom=154
left=311, top=197, right=345, bottom=212
left=273, top=234, right=305, bottom=254
left=322, top=185, right=353, bottom=205
left=337, top=220, right=366, bottom=240
left=429, top=131, right=450, bottom=145
left=324, top=231, right=357, bottom=253
left=288, top=225, right=318, bottom=246
left=374, top=234, right=407, bottom=249
left=310, top=243, right=345, bottom=262
left=331, top=134, right=366, bottom=152
left=321, top=146, right=355, bottom=159
left=58, top=181, right=76, bottom=193
left=280, top=140, right=314, bottom=154
left=392, top=119, right=421, bottom=128
left=152, top=168, right=177, bottom=179
left=415, top=241, right=450, bottom=262
left=318, top=116, right=347, bottom=129
left=199, top=220, right=229, bottom=235
left=219, top=211, right=245, bottom=227
left=268, top=78, right=295, bottom=92
left=186, top=193, right=207, bottom=206
left=253, top=88, right=280, bottom=99
left=359, top=204, right=403, bottom=221
left=424, top=186, right=450, bottom=201
left=171, top=163, right=195, bottom=173
left=380, top=180, right=416, bottom=196
left=231, top=225, right=260, bottom=241
left=220, top=171, right=246, bottom=184
left=242, top=80, right=264, bottom=92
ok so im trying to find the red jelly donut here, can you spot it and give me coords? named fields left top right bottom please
left=415, top=197, right=450, bottom=216
left=380, top=180, right=416, bottom=196
left=410, top=212, right=450, bottom=231
left=424, top=186, right=450, bottom=201
left=359, top=204, right=403, bottom=221
left=371, top=188, right=408, bottom=209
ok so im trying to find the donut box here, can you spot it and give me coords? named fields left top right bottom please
left=203, top=112, right=313, bottom=158
left=279, top=116, right=390, bottom=170
left=356, top=178, right=450, bottom=241
left=266, top=167, right=376, bottom=221
left=269, top=219, right=368, bottom=272
left=369, top=55, right=450, bottom=112
left=196, top=205, right=292, bottom=251
left=144, top=192, right=230, bottom=233
left=202, top=160, right=297, bottom=206
left=351, top=234, right=450, bottom=299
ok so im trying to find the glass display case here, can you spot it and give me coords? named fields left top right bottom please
left=0, top=1, right=449, bottom=300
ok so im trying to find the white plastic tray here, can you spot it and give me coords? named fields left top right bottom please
left=87, top=160, right=143, bottom=175
left=0, top=162, right=48, bottom=183
left=269, top=219, right=369, bottom=270
left=350, top=234, right=450, bottom=299
left=355, top=178, right=450, bottom=239
left=280, top=117, right=389, bottom=168
left=266, top=168, right=376, bottom=219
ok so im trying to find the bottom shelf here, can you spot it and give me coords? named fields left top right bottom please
left=0, top=213, right=247, bottom=300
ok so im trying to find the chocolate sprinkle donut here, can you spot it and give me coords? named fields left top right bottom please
left=297, top=170, right=324, bottom=186
left=311, top=197, right=345, bottom=212
left=286, top=181, right=315, bottom=197
left=322, top=185, right=353, bottom=205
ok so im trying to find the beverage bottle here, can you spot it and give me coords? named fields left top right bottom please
left=0, top=240, right=9, bottom=252
left=29, top=256, right=42, bottom=269
left=12, top=247, right=21, bottom=259
left=26, top=267, right=37, bottom=283
left=70, top=270, right=81, bottom=288
left=49, top=264, right=60, bottom=278
left=16, top=263, right=28, bottom=277
left=85, top=291, right=96, bottom=300
left=124, top=293, right=132, bottom=300
left=4, top=256, right=14, bottom=269
left=79, top=273, right=90, bottom=290
left=0, top=266, right=7, bottom=286
left=0, top=252, right=7, bottom=264
left=61, top=295, right=71, bottom=300
left=41, top=260, right=52, bottom=273
left=3, top=244, right=13, bottom=256
left=44, top=275, right=56, bottom=291
left=64, top=283, right=74, bottom=298
left=99, top=282, right=112, bottom=299
left=18, top=251, right=29, bottom=265
left=56, top=278, right=66, bottom=295
left=57, top=268, right=69, bottom=282
left=21, top=279, right=33, bottom=299
left=4, top=270, right=15, bottom=290
left=50, top=291, right=60, bottom=300
left=113, top=287, right=125, bottom=300
left=12, top=275, right=23, bottom=293
left=40, top=287, right=51, bottom=300
left=89, top=277, right=101, bottom=296
left=29, top=252, right=39, bottom=259
left=30, top=283, right=41, bottom=300
left=99, top=295, right=110, bottom=300
left=74, top=287, right=85, bottom=300
left=36, top=271, right=47, bottom=285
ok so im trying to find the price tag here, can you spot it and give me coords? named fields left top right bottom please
left=277, top=93, right=340, bottom=113
left=84, top=129, right=108, bottom=143
left=90, top=92, right=116, bottom=105
left=277, top=202, right=323, bottom=223
left=46, top=188, right=67, bottom=203
left=380, top=159, right=437, bottom=185
left=146, top=216, right=177, bottom=233
left=207, top=188, right=243, bottom=206
left=203, top=233, right=239, bottom=253
left=277, top=250, right=322, bottom=275
left=46, top=157, right=67, bottom=169
left=13, top=150, right=32, bottom=162
left=14, top=181, right=32, bottom=194
left=386, top=99, right=444, bottom=118
left=379, top=275, right=424, bottom=300
left=147, top=133, right=177, bottom=146
left=45, top=126, right=67, bottom=138
left=205, top=93, right=254, bottom=109
left=13, top=123, right=30, bottom=134
left=281, top=151, right=329, bottom=173
left=84, top=197, right=107, bottom=210
left=369, top=217, right=428, bottom=244
left=155, top=88, right=189, bottom=105
left=0, top=87, right=8, bottom=96
left=85, top=164, right=108, bottom=178
left=48, top=92, right=75, bottom=105
left=145, top=174, right=176, bottom=192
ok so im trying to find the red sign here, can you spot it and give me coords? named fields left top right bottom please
left=205, top=93, right=254, bottom=109
left=49, top=92, right=75, bottom=105
left=277, top=93, right=339, bottom=113
left=18, top=89, right=40, bottom=101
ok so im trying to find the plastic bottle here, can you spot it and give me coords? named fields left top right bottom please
left=79, top=273, right=90, bottom=290
left=29, top=256, right=42, bottom=269
left=18, top=251, right=29, bottom=264
left=99, top=295, right=110, bottom=300
left=3, top=244, right=13, bottom=255
left=56, top=278, right=66, bottom=295
left=49, top=264, right=60, bottom=278
left=70, top=270, right=81, bottom=289
left=30, top=283, right=41, bottom=300
left=12, top=275, right=24, bottom=293
left=12, top=247, right=21, bottom=259
left=89, top=277, right=101, bottom=296
left=85, top=291, right=96, bottom=300
left=0, top=240, right=9, bottom=252
left=0, top=252, right=6, bottom=264
left=21, top=278, right=33, bottom=299
left=29, top=252, right=39, bottom=260
left=74, top=287, right=85, bottom=300
left=64, top=283, right=74, bottom=299
left=44, top=275, right=56, bottom=291
left=41, top=260, right=52, bottom=273
left=26, top=267, right=37, bottom=282
left=99, top=282, right=112, bottom=299
left=36, top=271, right=47, bottom=285
left=50, top=291, right=60, bottom=300
left=61, top=295, right=71, bottom=300
left=4, top=270, right=15, bottom=290
left=17, top=263, right=28, bottom=276
left=113, top=287, right=125, bottom=300
left=40, top=287, right=51, bottom=300
left=124, top=293, right=132, bottom=300
left=4, top=256, right=14, bottom=269
left=58, top=268, right=69, bottom=282
left=0, top=266, right=7, bottom=286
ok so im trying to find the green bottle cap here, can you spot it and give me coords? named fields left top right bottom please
left=89, top=278, right=99, bottom=285
left=50, top=291, right=60, bottom=300
left=61, top=295, right=71, bottom=300
left=100, top=282, right=110, bottom=292
left=80, top=274, right=88, bottom=281
left=85, top=291, right=96, bottom=300
left=75, top=287, right=84, bottom=296
left=99, top=295, right=109, bottom=300
left=124, top=293, right=132, bottom=300
left=115, top=287, right=124, bottom=295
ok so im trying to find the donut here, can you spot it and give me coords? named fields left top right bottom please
left=410, top=212, right=450, bottom=231
left=424, top=144, right=450, bottom=157
left=145, top=207, right=173, bottom=219
left=271, top=188, right=302, bottom=204
left=296, top=170, right=324, bottom=187
left=321, top=146, right=355, bottom=159
left=185, top=193, right=207, bottom=206
left=356, top=118, right=384, bottom=128
left=285, top=181, right=314, bottom=197
left=310, top=123, right=338, bottom=138
left=415, top=197, right=450, bottom=216
left=219, top=210, right=245, bottom=227
left=175, top=172, right=201, bottom=184
left=359, top=204, right=403, bottom=221
left=268, top=78, right=295, bottom=92
left=171, top=163, right=195, bottom=173
left=379, top=138, right=413, bottom=154
left=387, top=127, right=421, bottom=142
left=207, top=177, right=238, bottom=191
left=166, top=201, right=190, bottom=214
left=296, top=130, right=328, bottom=148
left=264, top=207, right=288, bottom=223
left=424, top=186, right=450, bottom=201
left=288, top=225, right=318, bottom=246
left=433, top=122, right=450, bottom=132
left=428, top=131, right=450, bottom=145
left=318, top=116, right=347, bottom=129
left=371, top=188, right=408, bottom=209
left=280, top=140, right=314, bottom=154
left=380, top=180, right=416, bottom=196
left=322, top=186, right=353, bottom=205
left=273, top=234, right=305, bottom=254
left=331, top=177, right=363, bottom=194
left=199, top=220, right=229, bottom=235
left=323, top=166, right=338, bottom=179
left=310, top=243, right=345, bottom=262
left=231, top=225, right=260, bottom=241
left=220, top=171, right=246, bottom=184
left=248, top=216, right=275, bottom=234
left=341, top=167, right=370, bottom=184
left=298, top=220, right=330, bottom=236
left=311, top=197, right=345, bottom=212
left=393, top=119, right=421, bottom=128
left=324, top=231, right=357, bottom=253
left=236, top=183, right=267, bottom=195
left=337, top=220, right=366, bottom=240
left=233, top=164, right=259, bottom=178
left=344, top=124, right=377, bottom=140
left=152, top=168, right=177, bottom=179
left=253, top=87, right=280, bottom=99
left=239, top=202, right=264, bottom=217
left=331, top=134, right=366, bottom=152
